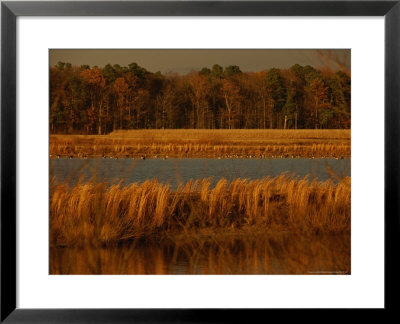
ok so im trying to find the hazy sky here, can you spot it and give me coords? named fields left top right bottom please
left=50, top=49, right=350, bottom=74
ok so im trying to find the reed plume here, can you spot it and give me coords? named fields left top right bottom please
left=50, top=174, right=351, bottom=247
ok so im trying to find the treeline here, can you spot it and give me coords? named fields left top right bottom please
left=50, top=62, right=350, bottom=134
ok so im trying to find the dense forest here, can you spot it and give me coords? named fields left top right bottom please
left=50, top=62, right=350, bottom=134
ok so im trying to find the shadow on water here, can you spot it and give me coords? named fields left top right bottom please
left=50, top=233, right=350, bottom=275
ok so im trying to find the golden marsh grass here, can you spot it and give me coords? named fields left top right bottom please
left=50, top=174, right=351, bottom=247
left=50, top=129, right=351, bottom=158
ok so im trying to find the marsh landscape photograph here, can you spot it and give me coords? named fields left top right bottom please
left=49, top=49, right=351, bottom=275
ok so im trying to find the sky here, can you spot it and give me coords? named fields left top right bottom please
left=50, top=49, right=350, bottom=74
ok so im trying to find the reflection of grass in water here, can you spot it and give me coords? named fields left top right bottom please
left=50, top=233, right=350, bottom=275
left=50, top=159, right=90, bottom=186
left=50, top=174, right=350, bottom=247
left=172, top=159, right=183, bottom=185
left=324, top=159, right=351, bottom=182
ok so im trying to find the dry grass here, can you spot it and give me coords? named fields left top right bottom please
left=50, top=174, right=351, bottom=247
left=109, top=129, right=351, bottom=141
left=50, top=129, right=351, bottom=158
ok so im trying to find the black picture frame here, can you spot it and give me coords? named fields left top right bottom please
left=1, top=0, right=399, bottom=322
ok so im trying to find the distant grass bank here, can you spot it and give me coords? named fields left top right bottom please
left=50, top=174, right=351, bottom=247
left=50, top=129, right=351, bottom=159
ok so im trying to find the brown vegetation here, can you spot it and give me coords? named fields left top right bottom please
left=49, top=129, right=351, bottom=158
left=50, top=174, right=351, bottom=247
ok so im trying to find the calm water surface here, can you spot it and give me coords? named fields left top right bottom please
left=50, top=233, right=351, bottom=275
left=50, top=157, right=350, bottom=188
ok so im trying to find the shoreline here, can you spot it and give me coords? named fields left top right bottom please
left=49, top=152, right=350, bottom=159
left=50, top=129, right=351, bottom=159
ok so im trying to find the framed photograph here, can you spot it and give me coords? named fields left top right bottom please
left=1, top=0, right=399, bottom=322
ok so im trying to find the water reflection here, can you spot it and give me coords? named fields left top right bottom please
left=50, top=233, right=350, bottom=275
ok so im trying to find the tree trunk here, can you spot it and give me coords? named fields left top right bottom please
left=224, top=95, right=232, bottom=129
left=119, top=104, right=123, bottom=130
left=98, top=101, right=102, bottom=135
left=263, top=100, right=266, bottom=129
left=128, top=105, right=131, bottom=128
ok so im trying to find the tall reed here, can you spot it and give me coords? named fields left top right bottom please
left=50, top=174, right=351, bottom=247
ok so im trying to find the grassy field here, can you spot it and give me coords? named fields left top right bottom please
left=50, top=129, right=351, bottom=158
left=50, top=174, right=351, bottom=247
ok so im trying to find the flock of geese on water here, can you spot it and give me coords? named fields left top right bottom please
left=50, top=154, right=345, bottom=160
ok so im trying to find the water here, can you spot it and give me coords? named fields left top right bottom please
left=50, top=233, right=351, bottom=275
left=50, top=157, right=350, bottom=188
